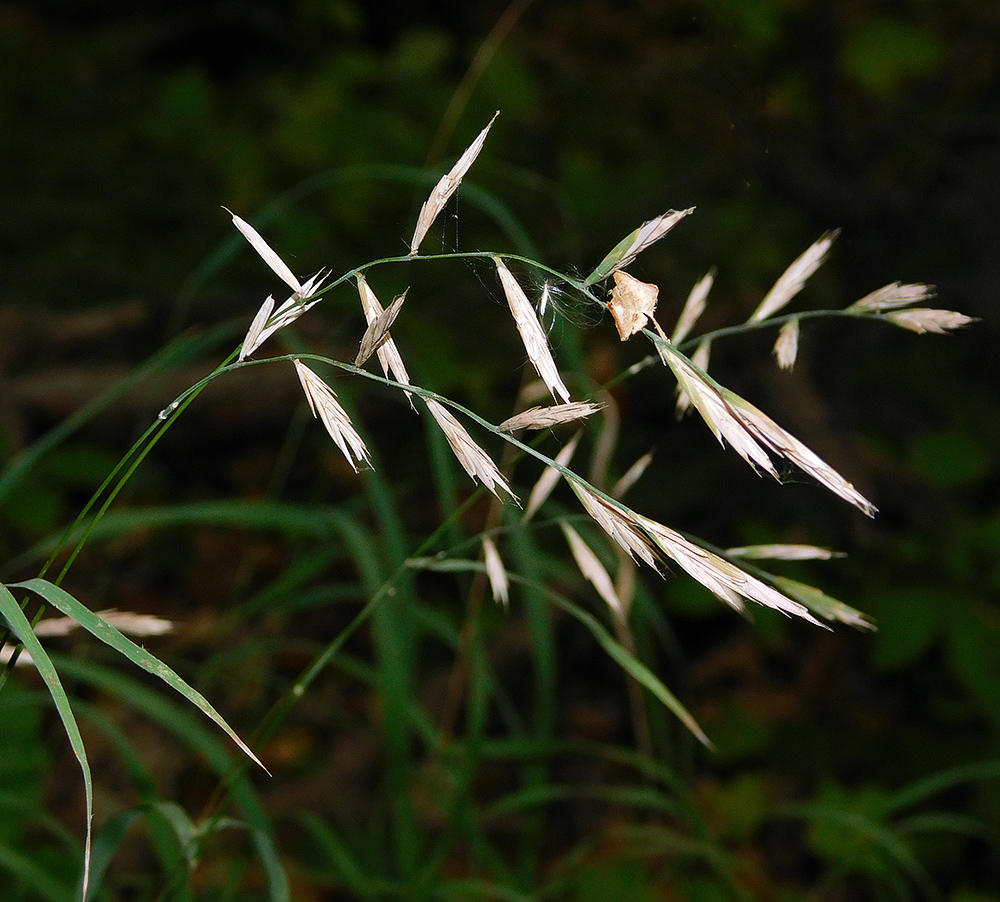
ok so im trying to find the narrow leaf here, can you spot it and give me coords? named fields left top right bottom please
left=12, top=578, right=267, bottom=773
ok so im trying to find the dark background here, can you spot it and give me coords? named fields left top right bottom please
left=1, top=0, right=998, bottom=898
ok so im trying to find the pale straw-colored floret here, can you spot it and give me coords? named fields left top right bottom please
left=356, top=274, right=415, bottom=408
left=638, top=517, right=821, bottom=622
left=522, top=430, right=581, bottom=523
left=227, top=208, right=304, bottom=295
left=494, top=258, right=571, bottom=403
left=568, top=479, right=660, bottom=571
left=662, top=343, right=777, bottom=474
left=726, top=544, right=840, bottom=561
left=671, top=268, right=715, bottom=344
left=883, top=308, right=978, bottom=334
left=748, top=230, right=838, bottom=323
left=409, top=111, right=499, bottom=256
left=773, top=318, right=800, bottom=370
left=240, top=275, right=327, bottom=360
left=722, top=389, right=876, bottom=516
left=585, top=208, right=695, bottom=286
left=611, top=450, right=653, bottom=499
left=356, top=290, right=406, bottom=366
left=848, top=282, right=935, bottom=312
left=482, top=537, right=509, bottom=607
left=227, top=208, right=329, bottom=360
left=659, top=340, right=876, bottom=515
left=425, top=398, right=516, bottom=502
left=560, top=521, right=628, bottom=622
left=293, top=360, right=372, bottom=473
left=499, top=401, right=603, bottom=433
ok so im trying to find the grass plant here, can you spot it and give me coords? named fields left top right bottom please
left=0, top=112, right=985, bottom=901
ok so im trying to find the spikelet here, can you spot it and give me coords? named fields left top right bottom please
left=848, top=282, right=935, bottom=312
left=585, top=208, right=695, bottom=286
left=356, top=274, right=415, bottom=408
left=726, top=544, right=840, bottom=561
left=482, top=537, right=509, bottom=607
left=722, top=388, right=876, bottom=516
left=639, top=517, right=821, bottom=623
left=499, top=402, right=603, bottom=433
left=748, top=231, right=838, bottom=323
left=568, top=478, right=660, bottom=570
left=658, top=339, right=876, bottom=515
left=425, top=398, right=516, bottom=502
left=522, top=430, right=582, bottom=522
left=671, top=269, right=714, bottom=344
left=883, top=308, right=978, bottom=334
left=494, top=258, right=571, bottom=402
left=773, top=319, right=800, bottom=370
left=356, top=290, right=407, bottom=367
left=675, top=338, right=712, bottom=417
left=410, top=111, right=499, bottom=256
left=294, top=361, right=372, bottom=473
left=560, top=521, right=628, bottom=622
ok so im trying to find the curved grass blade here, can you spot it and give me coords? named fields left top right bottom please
left=544, top=591, right=711, bottom=747
left=51, top=654, right=288, bottom=902
left=13, top=579, right=266, bottom=774
left=0, top=584, right=91, bottom=900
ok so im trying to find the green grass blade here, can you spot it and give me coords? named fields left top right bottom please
left=13, top=578, right=266, bottom=774
left=50, top=654, right=289, bottom=902
left=544, top=591, right=712, bottom=747
left=0, top=583, right=92, bottom=900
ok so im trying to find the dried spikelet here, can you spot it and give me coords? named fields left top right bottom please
left=608, top=271, right=659, bottom=340
left=659, top=340, right=875, bottom=515
left=560, top=521, right=628, bottom=622
left=226, top=208, right=303, bottom=294
left=773, top=576, right=874, bottom=629
left=848, top=282, right=935, bottom=312
left=482, top=537, right=509, bottom=607
left=773, top=319, right=800, bottom=370
left=611, top=450, right=653, bottom=499
left=639, top=517, right=821, bottom=623
left=585, top=207, right=695, bottom=286
left=425, top=398, right=516, bottom=502
left=726, top=544, right=840, bottom=561
left=409, top=111, right=499, bottom=256
left=239, top=271, right=327, bottom=360
left=494, top=258, right=571, bottom=402
left=722, top=389, right=876, bottom=516
left=568, top=478, right=660, bottom=570
left=662, top=342, right=777, bottom=474
left=675, top=338, right=712, bottom=417
left=499, top=402, right=603, bottom=433
left=522, top=430, right=581, bottom=522
left=883, top=308, right=978, bottom=334
left=748, top=231, right=838, bottom=323
left=356, top=289, right=407, bottom=366
left=294, top=360, right=372, bottom=473
left=671, top=268, right=714, bottom=344
left=356, top=274, right=414, bottom=408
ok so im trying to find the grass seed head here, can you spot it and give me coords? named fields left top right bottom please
left=409, top=111, right=499, bottom=256
left=748, top=230, right=838, bottom=323
left=425, top=398, right=516, bottom=502
left=495, top=258, right=571, bottom=403
left=294, top=360, right=373, bottom=473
